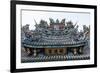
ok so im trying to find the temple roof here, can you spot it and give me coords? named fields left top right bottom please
left=22, top=40, right=86, bottom=48
left=22, top=35, right=86, bottom=48
left=22, top=19, right=89, bottom=48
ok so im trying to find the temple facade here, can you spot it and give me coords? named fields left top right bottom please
left=21, top=19, right=89, bottom=61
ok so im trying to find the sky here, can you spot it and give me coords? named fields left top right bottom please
left=22, top=10, right=90, bottom=31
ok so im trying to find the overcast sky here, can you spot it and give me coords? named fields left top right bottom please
left=22, top=10, right=90, bottom=31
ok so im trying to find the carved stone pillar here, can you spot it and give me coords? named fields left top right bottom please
left=73, top=48, right=77, bottom=55
left=33, top=49, right=37, bottom=57
left=27, top=48, right=31, bottom=55
left=23, top=48, right=27, bottom=52
left=79, top=47, right=83, bottom=54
